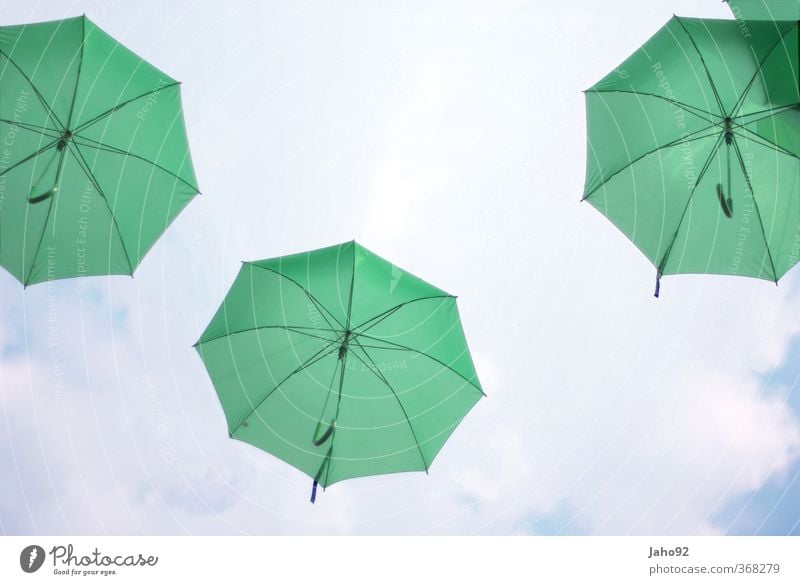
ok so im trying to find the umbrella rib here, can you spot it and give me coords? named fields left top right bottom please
left=229, top=340, right=341, bottom=437
left=0, top=139, right=60, bottom=178
left=195, top=324, right=340, bottom=347
left=73, top=136, right=199, bottom=192
left=731, top=137, right=779, bottom=282
left=674, top=16, right=726, bottom=117
left=0, top=50, right=65, bottom=130
left=655, top=132, right=726, bottom=275
left=345, top=242, right=356, bottom=328
left=0, top=118, right=62, bottom=138
left=72, top=81, right=181, bottom=134
left=730, top=23, right=796, bottom=119
left=68, top=143, right=135, bottom=275
left=585, top=89, right=719, bottom=123
left=351, top=295, right=455, bottom=334
left=354, top=333, right=485, bottom=396
left=734, top=103, right=799, bottom=123
left=582, top=128, right=719, bottom=201
left=246, top=263, right=345, bottom=330
left=733, top=127, right=800, bottom=162
left=349, top=341, right=428, bottom=472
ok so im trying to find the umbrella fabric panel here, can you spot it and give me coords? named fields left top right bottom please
left=73, top=143, right=197, bottom=274
left=75, top=84, right=198, bottom=194
left=198, top=327, right=336, bottom=435
left=231, top=348, right=345, bottom=484
left=320, top=347, right=431, bottom=486
left=0, top=60, right=59, bottom=136
left=328, top=341, right=481, bottom=485
left=0, top=151, right=57, bottom=282
left=70, top=17, right=177, bottom=129
left=348, top=242, right=449, bottom=328
left=723, top=133, right=800, bottom=279
left=248, top=242, right=357, bottom=330
left=0, top=18, right=83, bottom=126
left=659, top=139, right=776, bottom=279
left=586, top=134, right=721, bottom=272
left=19, top=150, right=132, bottom=284
left=355, top=296, right=482, bottom=391
left=197, top=259, right=352, bottom=347
left=583, top=91, right=715, bottom=200
left=588, top=18, right=715, bottom=115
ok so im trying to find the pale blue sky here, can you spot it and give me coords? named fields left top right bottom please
left=0, top=0, right=798, bottom=535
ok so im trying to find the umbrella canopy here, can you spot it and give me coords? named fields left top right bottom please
left=195, top=241, right=484, bottom=501
left=583, top=16, right=800, bottom=295
left=0, top=15, right=198, bottom=286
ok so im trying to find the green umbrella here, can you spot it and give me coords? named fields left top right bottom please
left=195, top=241, right=484, bottom=502
left=0, top=15, right=198, bottom=286
left=583, top=16, right=800, bottom=296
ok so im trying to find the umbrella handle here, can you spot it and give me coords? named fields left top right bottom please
left=312, top=419, right=336, bottom=446
left=310, top=444, right=333, bottom=504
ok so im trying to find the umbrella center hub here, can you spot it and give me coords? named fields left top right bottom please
left=723, top=117, right=733, bottom=145
left=57, top=129, right=73, bottom=151
left=338, top=330, right=351, bottom=360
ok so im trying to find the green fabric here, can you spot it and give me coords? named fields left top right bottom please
left=195, top=241, right=484, bottom=488
left=0, top=15, right=198, bottom=286
left=727, top=0, right=800, bottom=21
left=584, top=16, right=800, bottom=283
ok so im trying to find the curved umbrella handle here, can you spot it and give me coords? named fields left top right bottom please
left=28, top=186, right=57, bottom=204
left=312, top=419, right=336, bottom=446
left=716, top=184, right=733, bottom=218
